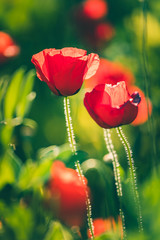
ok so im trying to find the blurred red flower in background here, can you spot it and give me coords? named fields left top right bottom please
left=95, top=23, right=115, bottom=41
left=0, top=31, right=20, bottom=63
left=47, top=161, right=89, bottom=227
left=85, top=58, right=135, bottom=90
left=31, top=47, right=99, bottom=96
left=83, top=0, right=108, bottom=20
left=84, top=81, right=141, bottom=129
left=72, top=1, right=114, bottom=49
left=129, top=86, right=152, bottom=125
left=88, top=217, right=122, bottom=238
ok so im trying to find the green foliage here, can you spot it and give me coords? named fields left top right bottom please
left=4, top=68, right=25, bottom=120
left=15, top=144, right=79, bottom=190
left=94, top=232, right=121, bottom=240
left=4, top=68, right=35, bottom=120
left=0, top=201, right=33, bottom=240
left=16, top=69, right=35, bottom=118
left=0, top=68, right=35, bottom=147
left=44, top=221, right=73, bottom=240
left=18, top=157, right=53, bottom=190
left=38, top=144, right=72, bottom=163
left=0, top=0, right=60, bottom=33
left=82, top=159, right=118, bottom=218
left=0, top=149, right=21, bottom=189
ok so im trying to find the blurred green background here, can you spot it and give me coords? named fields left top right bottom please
left=0, top=0, right=160, bottom=239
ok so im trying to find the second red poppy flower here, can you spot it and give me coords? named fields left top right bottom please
left=84, top=81, right=141, bottom=129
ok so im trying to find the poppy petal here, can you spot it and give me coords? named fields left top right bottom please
left=84, top=81, right=140, bottom=128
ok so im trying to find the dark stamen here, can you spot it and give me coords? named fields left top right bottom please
left=131, top=92, right=141, bottom=104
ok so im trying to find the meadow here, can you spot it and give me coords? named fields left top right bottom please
left=0, top=0, right=160, bottom=239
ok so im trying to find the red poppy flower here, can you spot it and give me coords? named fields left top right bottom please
left=31, top=47, right=99, bottom=96
left=85, top=58, right=135, bottom=90
left=84, top=81, right=141, bottom=129
left=88, top=217, right=122, bottom=238
left=83, top=0, right=108, bottom=20
left=0, top=31, right=20, bottom=63
left=128, top=86, right=152, bottom=125
left=48, top=161, right=89, bottom=227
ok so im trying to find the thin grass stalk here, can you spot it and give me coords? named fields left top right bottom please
left=141, top=0, right=158, bottom=170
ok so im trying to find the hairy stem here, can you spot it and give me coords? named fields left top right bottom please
left=116, top=127, right=143, bottom=232
left=63, top=96, right=77, bottom=154
left=103, top=129, right=127, bottom=240
left=64, top=96, right=94, bottom=239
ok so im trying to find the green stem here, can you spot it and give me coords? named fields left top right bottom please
left=103, top=129, right=126, bottom=240
left=63, top=96, right=94, bottom=239
left=75, top=161, right=94, bottom=239
left=104, top=129, right=122, bottom=197
left=64, top=96, right=77, bottom=154
left=116, top=127, right=143, bottom=232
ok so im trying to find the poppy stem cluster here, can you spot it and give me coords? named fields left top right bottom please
left=116, top=127, right=143, bottom=232
left=103, top=129, right=126, bottom=239
left=63, top=96, right=94, bottom=239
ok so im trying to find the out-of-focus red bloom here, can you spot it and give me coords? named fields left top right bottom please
left=83, top=0, right=108, bottom=20
left=95, top=23, right=115, bottom=41
left=0, top=31, right=20, bottom=63
left=48, top=161, right=89, bottom=227
left=72, top=2, right=114, bottom=50
left=85, top=58, right=135, bottom=90
left=128, top=86, right=152, bottom=125
left=88, top=217, right=122, bottom=238
left=84, top=81, right=141, bottom=129
left=77, top=21, right=115, bottom=49
left=31, top=47, right=99, bottom=96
